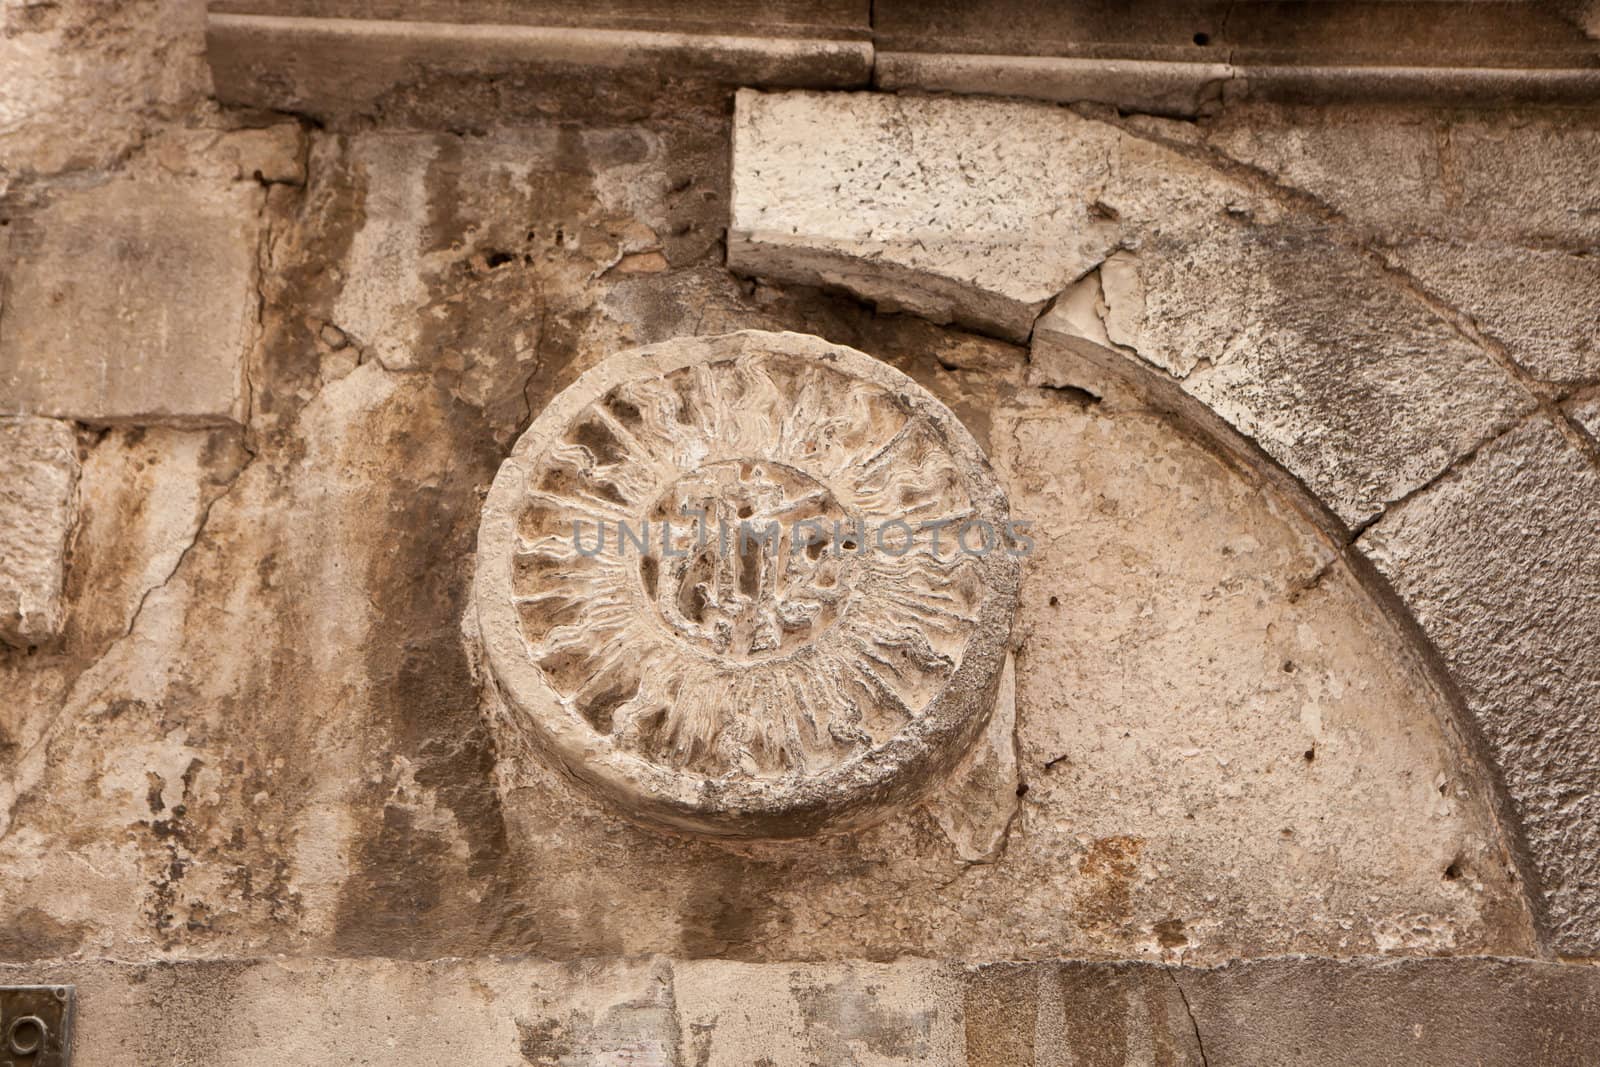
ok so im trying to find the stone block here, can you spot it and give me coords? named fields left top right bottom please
left=729, top=90, right=1122, bottom=341
left=1035, top=223, right=1533, bottom=528
left=0, top=179, right=262, bottom=425
left=675, top=959, right=963, bottom=1066
left=731, top=91, right=1531, bottom=527
left=206, top=13, right=874, bottom=124
left=1389, top=238, right=1600, bottom=385
left=0, top=416, right=79, bottom=647
left=1206, top=111, right=1600, bottom=247
left=1360, top=417, right=1600, bottom=954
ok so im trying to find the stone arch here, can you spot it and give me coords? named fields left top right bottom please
left=728, top=88, right=1600, bottom=955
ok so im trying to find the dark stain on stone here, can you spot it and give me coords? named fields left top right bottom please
left=964, top=964, right=1037, bottom=1067
left=332, top=381, right=512, bottom=957
left=0, top=907, right=89, bottom=961
left=1059, top=962, right=1132, bottom=1067
left=677, top=856, right=771, bottom=958
left=1155, top=917, right=1190, bottom=948
left=516, top=1017, right=573, bottom=1065
left=1075, top=835, right=1144, bottom=928
left=250, top=133, right=366, bottom=435
left=793, top=974, right=932, bottom=1060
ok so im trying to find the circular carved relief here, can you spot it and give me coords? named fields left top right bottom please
left=475, top=331, right=1020, bottom=836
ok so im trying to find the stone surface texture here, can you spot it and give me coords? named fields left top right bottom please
left=0, top=178, right=263, bottom=424
left=730, top=90, right=1535, bottom=528
left=0, top=417, right=79, bottom=647
left=0, top=120, right=1535, bottom=971
left=5, top=955, right=1599, bottom=1065
left=1388, top=238, right=1600, bottom=385
left=1361, top=417, right=1600, bottom=955
left=729, top=90, right=1122, bottom=340
left=0, top=0, right=209, bottom=184
left=2, top=5, right=1600, bottom=1060
left=477, top=330, right=1020, bottom=836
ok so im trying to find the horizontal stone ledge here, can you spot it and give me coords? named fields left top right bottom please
left=209, top=0, right=871, bottom=40
left=209, top=11, right=1600, bottom=120
left=206, top=12, right=874, bottom=117
left=877, top=52, right=1600, bottom=117
left=4, top=954, right=1597, bottom=1065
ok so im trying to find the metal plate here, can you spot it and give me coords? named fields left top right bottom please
left=0, top=986, right=73, bottom=1066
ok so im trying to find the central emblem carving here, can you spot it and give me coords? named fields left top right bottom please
left=641, top=460, right=854, bottom=662
left=475, top=331, right=1020, bottom=836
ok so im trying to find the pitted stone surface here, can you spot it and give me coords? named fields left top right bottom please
left=733, top=91, right=1532, bottom=529
left=728, top=90, right=1124, bottom=341
left=1360, top=417, right=1600, bottom=954
left=0, top=179, right=261, bottom=424
left=1083, top=224, right=1534, bottom=528
left=1389, top=238, right=1600, bottom=385
left=476, top=330, right=1021, bottom=837
left=8, top=955, right=1600, bottom=1066
left=1206, top=109, right=1600, bottom=247
left=0, top=417, right=79, bottom=647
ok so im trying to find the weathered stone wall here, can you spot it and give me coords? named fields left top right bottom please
left=2, top=2, right=1598, bottom=1062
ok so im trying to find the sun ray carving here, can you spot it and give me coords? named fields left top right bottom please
left=476, top=332, right=1020, bottom=836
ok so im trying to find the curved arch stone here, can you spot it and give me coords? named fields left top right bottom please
left=729, top=89, right=1600, bottom=952
left=475, top=330, right=1021, bottom=837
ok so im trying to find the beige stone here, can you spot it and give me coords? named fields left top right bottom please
left=145, top=124, right=308, bottom=185
left=1387, top=238, right=1600, bottom=385
left=929, top=652, right=1019, bottom=863
left=1206, top=108, right=1600, bottom=246
left=3, top=955, right=1597, bottom=1065
left=0, top=179, right=262, bottom=424
left=0, top=0, right=209, bottom=182
left=729, top=90, right=1123, bottom=341
left=731, top=91, right=1534, bottom=527
left=1083, top=224, right=1534, bottom=527
left=675, top=958, right=964, bottom=1066
left=476, top=330, right=1022, bottom=837
left=206, top=12, right=874, bottom=124
left=0, top=417, right=78, bottom=647
left=1360, top=417, right=1600, bottom=954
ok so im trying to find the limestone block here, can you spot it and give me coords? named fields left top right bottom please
left=731, top=91, right=1530, bottom=527
left=0, top=179, right=262, bottom=425
left=0, top=417, right=79, bottom=647
left=0, top=0, right=209, bottom=180
left=1039, top=224, right=1534, bottom=528
left=968, top=957, right=1600, bottom=1066
left=1206, top=111, right=1600, bottom=246
left=1389, top=238, right=1600, bottom=385
left=1360, top=417, right=1600, bottom=954
left=145, top=124, right=308, bottom=185
left=476, top=331, right=1021, bottom=837
left=9, top=955, right=1597, bottom=1065
left=675, top=959, right=963, bottom=1066
left=729, top=90, right=1122, bottom=341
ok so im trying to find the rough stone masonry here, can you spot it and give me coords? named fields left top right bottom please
left=2, top=1, right=1599, bottom=1063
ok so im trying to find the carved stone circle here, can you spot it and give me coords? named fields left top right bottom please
left=475, top=330, right=1021, bottom=837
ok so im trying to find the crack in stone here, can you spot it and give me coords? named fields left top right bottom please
left=1162, top=964, right=1211, bottom=1067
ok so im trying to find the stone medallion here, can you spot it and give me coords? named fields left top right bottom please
left=475, top=331, right=1021, bottom=836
